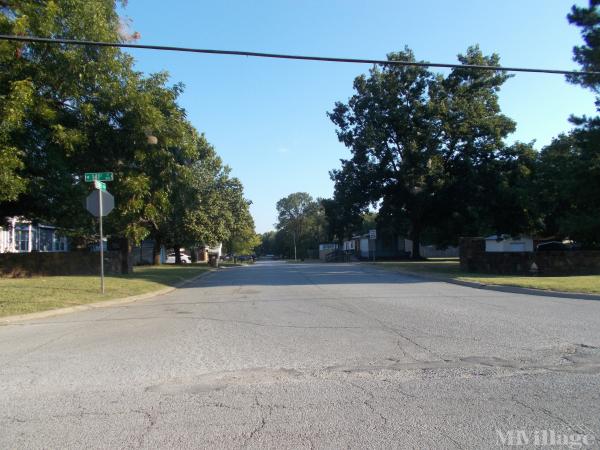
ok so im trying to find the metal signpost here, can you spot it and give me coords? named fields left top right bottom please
left=85, top=173, right=114, bottom=293
left=369, top=229, right=377, bottom=261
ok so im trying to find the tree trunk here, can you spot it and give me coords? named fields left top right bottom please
left=410, top=230, right=422, bottom=260
left=153, top=236, right=162, bottom=265
left=174, top=246, right=182, bottom=264
left=119, top=237, right=132, bottom=274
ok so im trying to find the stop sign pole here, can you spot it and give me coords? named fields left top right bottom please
left=85, top=173, right=114, bottom=294
left=98, top=183, right=105, bottom=293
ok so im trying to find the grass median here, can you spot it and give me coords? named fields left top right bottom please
left=0, top=264, right=211, bottom=318
left=371, top=258, right=600, bottom=295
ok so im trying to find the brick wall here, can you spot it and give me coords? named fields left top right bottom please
left=459, top=238, right=600, bottom=275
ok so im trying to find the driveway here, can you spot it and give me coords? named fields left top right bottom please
left=1, top=261, right=599, bottom=448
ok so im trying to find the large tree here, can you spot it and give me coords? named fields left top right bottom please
left=256, top=231, right=278, bottom=257
left=0, top=1, right=257, bottom=262
left=0, top=1, right=131, bottom=221
left=531, top=1, right=600, bottom=247
left=535, top=126, right=600, bottom=247
left=567, top=0, right=600, bottom=92
left=169, top=140, right=258, bottom=263
left=274, top=192, right=327, bottom=259
left=329, top=47, right=533, bottom=257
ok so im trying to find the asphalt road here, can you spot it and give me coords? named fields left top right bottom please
left=1, top=261, right=600, bottom=449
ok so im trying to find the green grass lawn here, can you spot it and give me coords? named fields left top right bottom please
left=372, top=259, right=600, bottom=295
left=457, top=274, right=600, bottom=294
left=372, top=258, right=462, bottom=276
left=0, top=265, right=211, bottom=318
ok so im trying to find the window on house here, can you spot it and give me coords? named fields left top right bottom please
left=15, top=225, right=29, bottom=252
left=39, top=228, right=54, bottom=252
left=53, top=234, right=67, bottom=252
left=31, top=227, right=39, bottom=251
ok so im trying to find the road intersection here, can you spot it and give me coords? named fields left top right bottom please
left=1, top=261, right=599, bottom=448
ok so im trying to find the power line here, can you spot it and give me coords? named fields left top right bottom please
left=0, top=34, right=597, bottom=77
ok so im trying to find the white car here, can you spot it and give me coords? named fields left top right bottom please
left=166, top=253, right=192, bottom=264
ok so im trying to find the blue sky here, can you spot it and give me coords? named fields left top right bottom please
left=119, top=0, right=596, bottom=233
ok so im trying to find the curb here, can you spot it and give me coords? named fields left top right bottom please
left=0, top=269, right=215, bottom=325
left=367, top=264, right=600, bottom=301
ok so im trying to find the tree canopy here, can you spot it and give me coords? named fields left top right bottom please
left=530, top=1, right=600, bottom=248
left=0, top=0, right=257, bottom=260
left=256, top=193, right=328, bottom=259
left=328, top=46, right=536, bottom=257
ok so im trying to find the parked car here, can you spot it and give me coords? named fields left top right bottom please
left=536, top=241, right=577, bottom=251
left=166, top=253, right=192, bottom=263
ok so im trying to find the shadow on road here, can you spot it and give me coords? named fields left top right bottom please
left=179, top=260, right=429, bottom=288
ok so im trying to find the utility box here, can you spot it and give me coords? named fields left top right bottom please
left=208, top=254, right=219, bottom=268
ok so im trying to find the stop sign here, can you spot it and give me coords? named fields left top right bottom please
left=86, top=190, right=114, bottom=217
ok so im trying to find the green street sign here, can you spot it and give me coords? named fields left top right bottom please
left=85, top=172, right=113, bottom=182
left=94, top=180, right=107, bottom=191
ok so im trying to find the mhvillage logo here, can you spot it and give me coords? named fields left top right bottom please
left=496, top=427, right=596, bottom=448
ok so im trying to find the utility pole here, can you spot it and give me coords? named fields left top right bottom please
left=293, top=231, right=297, bottom=262
left=369, top=229, right=377, bottom=262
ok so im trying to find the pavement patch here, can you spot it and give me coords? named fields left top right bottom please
left=146, top=368, right=303, bottom=394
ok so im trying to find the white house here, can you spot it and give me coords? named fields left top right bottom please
left=318, top=243, right=338, bottom=260
left=349, top=233, right=459, bottom=259
left=399, top=238, right=459, bottom=258
left=0, top=217, right=69, bottom=253
left=342, top=240, right=355, bottom=252
left=484, top=235, right=534, bottom=253
left=207, top=243, right=223, bottom=259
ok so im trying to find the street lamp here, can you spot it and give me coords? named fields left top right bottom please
left=144, top=130, right=159, bottom=265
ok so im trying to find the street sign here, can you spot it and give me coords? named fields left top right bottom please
left=94, top=180, right=106, bottom=191
left=86, top=190, right=114, bottom=217
left=85, top=172, right=113, bottom=182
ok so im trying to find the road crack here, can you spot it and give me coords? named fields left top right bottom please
left=131, top=404, right=160, bottom=448
left=512, top=398, right=582, bottom=434
left=244, top=395, right=273, bottom=445
left=349, top=381, right=389, bottom=427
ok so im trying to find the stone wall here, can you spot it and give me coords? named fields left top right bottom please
left=460, top=237, right=600, bottom=275
left=0, top=251, right=129, bottom=278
